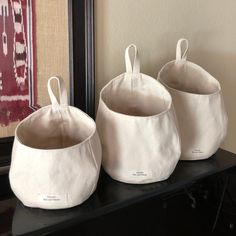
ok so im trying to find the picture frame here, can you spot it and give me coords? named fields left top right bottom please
left=0, top=0, right=95, bottom=169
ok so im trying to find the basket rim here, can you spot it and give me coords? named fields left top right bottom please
left=14, top=105, right=97, bottom=152
left=99, top=72, right=173, bottom=119
left=158, top=60, right=221, bottom=97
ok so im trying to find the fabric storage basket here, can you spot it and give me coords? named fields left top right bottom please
left=96, top=44, right=181, bottom=184
left=9, top=76, right=102, bottom=210
left=158, top=39, right=228, bottom=161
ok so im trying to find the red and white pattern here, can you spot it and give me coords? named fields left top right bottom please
left=0, top=0, right=38, bottom=126
left=11, top=0, right=28, bottom=86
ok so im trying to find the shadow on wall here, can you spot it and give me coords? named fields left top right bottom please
left=190, top=50, right=236, bottom=153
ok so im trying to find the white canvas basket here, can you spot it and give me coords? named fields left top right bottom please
left=96, top=44, right=181, bottom=184
left=9, top=76, right=102, bottom=209
left=158, top=39, right=228, bottom=160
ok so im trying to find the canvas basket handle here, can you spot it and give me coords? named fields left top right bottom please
left=176, top=38, right=189, bottom=62
left=125, top=44, right=140, bottom=74
left=47, top=76, right=68, bottom=107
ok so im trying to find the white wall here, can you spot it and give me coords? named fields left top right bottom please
left=95, top=0, right=236, bottom=153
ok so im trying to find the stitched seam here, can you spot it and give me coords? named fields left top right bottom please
left=89, top=139, right=98, bottom=170
left=56, top=107, right=68, bottom=148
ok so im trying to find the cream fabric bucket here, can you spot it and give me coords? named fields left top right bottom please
left=96, top=44, right=181, bottom=184
left=158, top=39, right=228, bottom=160
left=9, top=76, right=102, bottom=209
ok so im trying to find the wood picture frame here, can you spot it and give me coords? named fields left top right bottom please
left=0, top=0, right=95, bottom=169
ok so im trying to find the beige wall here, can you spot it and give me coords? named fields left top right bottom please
left=95, top=0, right=236, bottom=154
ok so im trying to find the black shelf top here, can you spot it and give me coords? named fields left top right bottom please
left=0, top=149, right=236, bottom=236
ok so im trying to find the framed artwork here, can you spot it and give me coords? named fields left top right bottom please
left=0, top=0, right=95, bottom=168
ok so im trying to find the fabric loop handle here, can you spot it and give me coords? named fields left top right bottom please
left=125, top=44, right=140, bottom=74
left=47, top=76, right=68, bottom=107
left=176, top=38, right=189, bottom=61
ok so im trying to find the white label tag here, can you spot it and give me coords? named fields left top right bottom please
left=192, top=149, right=204, bottom=154
left=38, top=194, right=62, bottom=202
left=129, top=171, right=149, bottom=177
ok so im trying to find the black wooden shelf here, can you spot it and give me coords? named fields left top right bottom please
left=0, top=140, right=12, bottom=167
left=0, top=149, right=236, bottom=235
